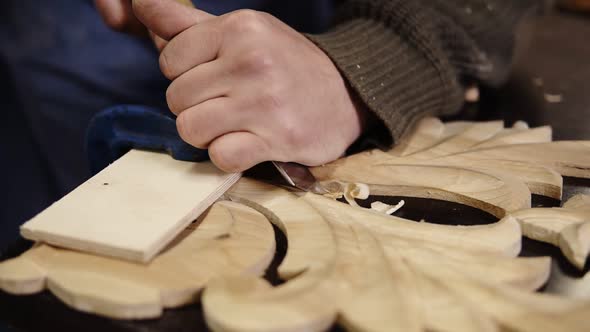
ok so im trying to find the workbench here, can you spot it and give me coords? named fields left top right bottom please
left=1, top=9, right=589, bottom=332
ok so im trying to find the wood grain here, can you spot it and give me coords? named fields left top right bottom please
left=202, top=181, right=553, bottom=332
left=313, top=157, right=532, bottom=217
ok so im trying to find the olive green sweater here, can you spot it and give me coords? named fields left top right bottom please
left=308, top=0, right=538, bottom=147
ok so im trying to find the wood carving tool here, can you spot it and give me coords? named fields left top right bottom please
left=272, top=161, right=328, bottom=194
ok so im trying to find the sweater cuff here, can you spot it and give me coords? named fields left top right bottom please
left=307, top=18, right=464, bottom=147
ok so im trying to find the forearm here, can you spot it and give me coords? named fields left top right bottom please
left=308, top=0, right=539, bottom=145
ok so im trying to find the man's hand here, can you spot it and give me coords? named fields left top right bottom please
left=106, top=0, right=367, bottom=172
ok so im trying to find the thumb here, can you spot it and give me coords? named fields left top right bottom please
left=132, top=0, right=215, bottom=40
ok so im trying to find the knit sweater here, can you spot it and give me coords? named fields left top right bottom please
left=308, top=0, right=538, bottom=147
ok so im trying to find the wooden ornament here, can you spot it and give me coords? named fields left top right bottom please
left=202, top=180, right=553, bottom=332
left=512, top=195, right=590, bottom=269
left=1, top=118, right=590, bottom=331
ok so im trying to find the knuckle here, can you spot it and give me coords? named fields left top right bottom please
left=176, top=113, right=191, bottom=143
left=224, top=10, right=266, bottom=34
left=240, top=50, right=275, bottom=74
left=159, top=51, right=177, bottom=80
left=279, top=118, right=304, bottom=148
left=206, top=26, right=223, bottom=51
left=284, top=127, right=303, bottom=148
left=165, top=84, right=180, bottom=114
left=209, top=146, right=241, bottom=173
left=176, top=113, right=199, bottom=147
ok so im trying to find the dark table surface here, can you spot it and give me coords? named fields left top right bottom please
left=1, top=8, right=590, bottom=332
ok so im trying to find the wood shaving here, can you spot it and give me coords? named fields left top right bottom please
left=320, top=181, right=371, bottom=208
left=370, top=200, right=405, bottom=215
left=321, top=181, right=405, bottom=216
left=320, top=181, right=345, bottom=200
left=343, top=183, right=370, bottom=207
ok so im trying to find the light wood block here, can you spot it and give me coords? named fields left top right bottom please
left=20, top=150, right=241, bottom=263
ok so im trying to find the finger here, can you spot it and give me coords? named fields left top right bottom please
left=158, top=20, right=222, bottom=79
left=132, top=0, right=215, bottom=40
left=95, top=0, right=147, bottom=35
left=167, top=61, right=229, bottom=114
left=149, top=30, right=168, bottom=51
left=95, top=0, right=129, bottom=30
left=208, top=132, right=271, bottom=173
left=176, top=98, right=246, bottom=148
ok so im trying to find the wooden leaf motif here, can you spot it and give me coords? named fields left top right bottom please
left=203, top=180, right=581, bottom=332
left=0, top=201, right=276, bottom=319
left=1, top=118, right=590, bottom=331
left=512, top=194, right=590, bottom=269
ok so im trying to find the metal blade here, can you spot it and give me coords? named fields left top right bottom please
left=271, top=161, right=327, bottom=194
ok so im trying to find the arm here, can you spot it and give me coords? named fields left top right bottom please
left=308, top=0, right=539, bottom=144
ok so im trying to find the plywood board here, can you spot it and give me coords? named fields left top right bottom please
left=20, top=150, right=241, bottom=263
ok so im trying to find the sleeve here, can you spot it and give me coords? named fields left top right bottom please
left=306, top=0, right=539, bottom=147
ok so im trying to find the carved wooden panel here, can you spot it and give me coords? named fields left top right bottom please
left=1, top=118, right=590, bottom=331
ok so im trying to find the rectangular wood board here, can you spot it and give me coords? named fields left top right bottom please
left=20, top=149, right=241, bottom=263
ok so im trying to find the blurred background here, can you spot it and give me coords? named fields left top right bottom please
left=0, top=0, right=589, bottom=254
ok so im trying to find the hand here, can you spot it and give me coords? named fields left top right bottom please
left=133, top=0, right=367, bottom=172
